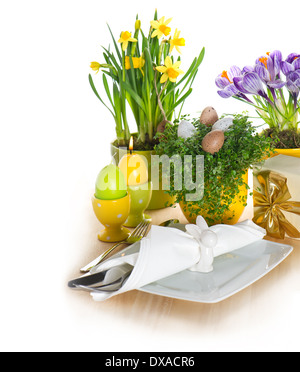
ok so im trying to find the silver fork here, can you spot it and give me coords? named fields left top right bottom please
left=80, top=220, right=151, bottom=273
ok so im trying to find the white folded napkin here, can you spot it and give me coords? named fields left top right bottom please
left=90, top=218, right=266, bottom=301
left=90, top=225, right=200, bottom=301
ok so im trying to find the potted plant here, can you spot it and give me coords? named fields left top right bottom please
left=89, top=10, right=205, bottom=209
left=155, top=114, right=273, bottom=225
left=215, top=50, right=300, bottom=158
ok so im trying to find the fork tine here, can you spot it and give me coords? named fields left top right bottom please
left=131, top=221, right=150, bottom=238
left=140, top=222, right=150, bottom=237
left=139, top=221, right=150, bottom=237
left=130, top=222, right=143, bottom=236
left=133, top=221, right=148, bottom=237
left=130, top=221, right=145, bottom=237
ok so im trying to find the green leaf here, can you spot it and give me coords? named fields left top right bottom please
left=121, top=80, right=146, bottom=113
left=107, top=23, right=122, bottom=62
left=165, top=88, right=193, bottom=117
left=113, top=83, right=122, bottom=132
left=101, top=47, right=122, bottom=77
left=88, top=74, right=114, bottom=117
left=102, top=74, right=113, bottom=107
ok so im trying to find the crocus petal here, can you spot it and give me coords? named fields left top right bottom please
left=270, top=50, right=282, bottom=76
left=267, top=79, right=286, bottom=89
left=233, top=76, right=250, bottom=94
left=215, top=76, right=230, bottom=89
left=242, top=66, right=255, bottom=73
left=256, top=56, right=266, bottom=67
left=295, top=78, right=300, bottom=87
left=267, top=57, right=275, bottom=81
left=281, top=61, right=294, bottom=76
left=217, top=89, right=233, bottom=98
left=288, top=70, right=300, bottom=81
left=287, top=80, right=300, bottom=94
left=242, top=72, right=266, bottom=95
left=227, top=65, right=242, bottom=81
left=293, top=58, right=300, bottom=70
left=286, top=71, right=300, bottom=94
left=255, top=65, right=270, bottom=82
left=286, top=53, right=300, bottom=63
left=217, top=84, right=239, bottom=98
left=270, top=50, right=282, bottom=62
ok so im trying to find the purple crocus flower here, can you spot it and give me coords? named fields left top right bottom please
left=280, top=53, right=300, bottom=76
left=215, top=66, right=242, bottom=98
left=254, top=51, right=285, bottom=90
left=233, top=72, right=274, bottom=105
left=286, top=70, right=300, bottom=99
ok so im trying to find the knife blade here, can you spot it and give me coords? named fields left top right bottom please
left=68, top=270, right=108, bottom=289
left=68, top=263, right=133, bottom=290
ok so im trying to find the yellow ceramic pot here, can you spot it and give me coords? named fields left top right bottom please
left=180, top=171, right=249, bottom=225
left=273, top=148, right=300, bottom=158
left=92, top=194, right=130, bottom=242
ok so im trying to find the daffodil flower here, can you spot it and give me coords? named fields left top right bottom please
left=169, top=29, right=185, bottom=54
left=150, top=17, right=172, bottom=39
left=156, top=56, right=184, bottom=83
left=90, top=61, right=101, bottom=74
left=118, top=31, right=137, bottom=51
left=125, top=56, right=145, bottom=74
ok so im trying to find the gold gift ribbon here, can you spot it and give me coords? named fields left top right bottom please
left=253, top=170, right=300, bottom=239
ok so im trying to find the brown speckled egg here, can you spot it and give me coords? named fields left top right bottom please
left=201, top=130, right=225, bottom=154
left=200, top=106, right=219, bottom=127
left=156, top=119, right=168, bottom=133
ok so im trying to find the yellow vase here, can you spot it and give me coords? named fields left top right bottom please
left=92, top=194, right=131, bottom=242
left=180, top=171, right=249, bottom=225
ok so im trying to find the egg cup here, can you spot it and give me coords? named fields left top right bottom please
left=124, top=182, right=153, bottom=228
left=92, top=194, right=131, bottom=242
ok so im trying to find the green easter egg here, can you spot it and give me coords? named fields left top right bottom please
left=95, top=164, right=127, bottom=200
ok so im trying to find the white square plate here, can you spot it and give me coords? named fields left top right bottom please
left=139, top=238, right=293, bottom=303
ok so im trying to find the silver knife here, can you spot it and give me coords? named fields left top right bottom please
left=68, top=263, right=132, bottom=291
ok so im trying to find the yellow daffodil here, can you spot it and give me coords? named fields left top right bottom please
left=90, top=61, right=101, bottom=73
left=135, top=19, right=141, bottom=31
left=170, top=29, right=186, bottom=54
left=150, top=17, right=172, bottom=39
left=125, top=56, right=145, bottom=74
left=118, top=31, right=137, bottom=51
left=156, top=56, right=184, bottom=83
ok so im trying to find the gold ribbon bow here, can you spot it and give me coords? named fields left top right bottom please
left=253, top=170, right=300, bottom=239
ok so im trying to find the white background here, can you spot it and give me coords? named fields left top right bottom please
left=1, top=0, right=299, bottom=351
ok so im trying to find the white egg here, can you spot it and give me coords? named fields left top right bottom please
left=212, top=117, right=234, bottom=132
left=177, top=120, right=196, bottom=139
